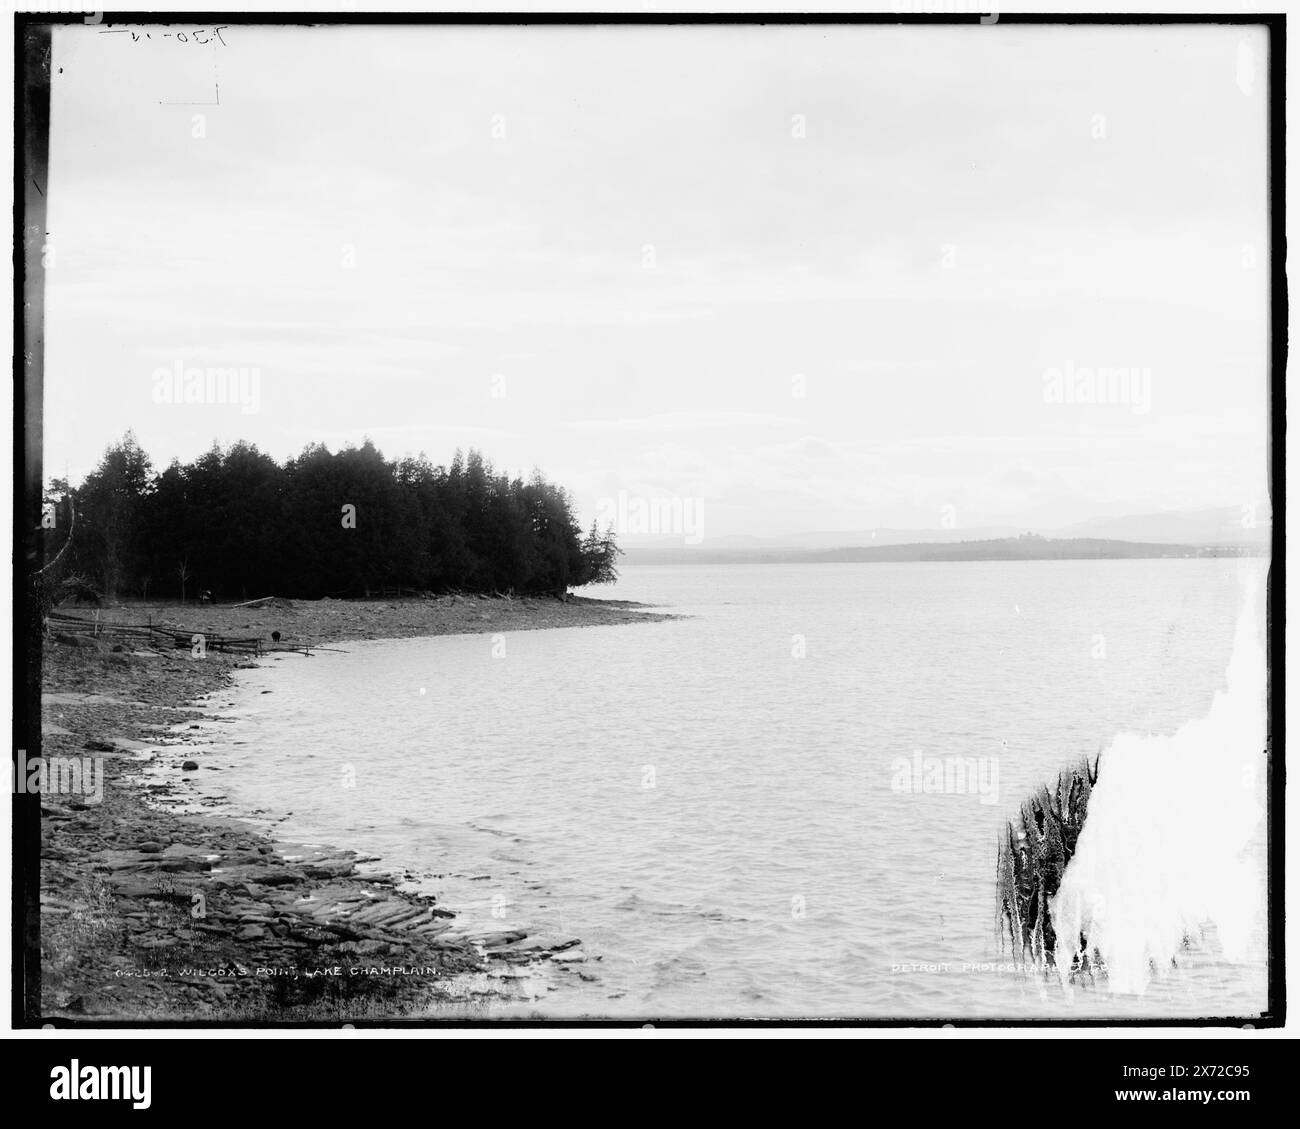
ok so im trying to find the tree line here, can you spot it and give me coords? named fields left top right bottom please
left=42, top=433, right=621, bottom=603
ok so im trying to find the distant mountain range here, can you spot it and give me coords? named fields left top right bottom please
left=1052, top=507, right=1270, bottom=546
left=624, top=536, right=1263, bottom=567
left=620, top=506, right=1272, bottom=566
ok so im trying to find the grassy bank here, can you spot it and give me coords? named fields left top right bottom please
left=995, top=758, right=1100, bottom=977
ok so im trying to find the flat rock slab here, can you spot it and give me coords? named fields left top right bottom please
left=492, top=935, right=582, bottom=956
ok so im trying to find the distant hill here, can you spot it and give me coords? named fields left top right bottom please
left=618, top=504, right=1274, bottom=563
left=1053, top=506, right=1271, bottom=546
left=689, top=526, right=1022, bottom=551
left=623, top=536, right=1265, bottom=566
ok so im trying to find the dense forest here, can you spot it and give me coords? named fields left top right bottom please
left=40, top=433, right=620, bottom=603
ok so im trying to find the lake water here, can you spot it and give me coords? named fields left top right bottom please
left=194, top=559, right=1270, bottom=1019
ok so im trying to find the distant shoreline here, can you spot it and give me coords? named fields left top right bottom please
left=65, top=591, right=679, bottom=651
left=623, top=537, right=1267, bottom=567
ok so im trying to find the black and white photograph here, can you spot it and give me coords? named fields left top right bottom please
left=12, top=4, right=1283, bottom=1055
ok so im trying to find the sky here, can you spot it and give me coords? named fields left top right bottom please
left=43, top=21, right=1272, bottom=542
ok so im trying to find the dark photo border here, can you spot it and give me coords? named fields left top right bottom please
left=12, top=9, right=1286, bottom=1029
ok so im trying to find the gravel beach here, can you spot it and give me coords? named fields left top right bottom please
left=37, top=593, right=673, bottom=1022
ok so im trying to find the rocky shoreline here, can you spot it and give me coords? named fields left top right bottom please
left=39, top=593, right=672, bottom=1021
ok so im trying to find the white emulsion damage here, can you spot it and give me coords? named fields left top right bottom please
left=1051, top=567, right=1268, bottom=996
